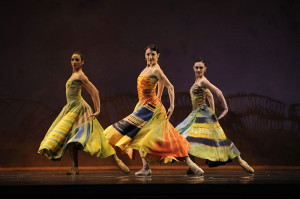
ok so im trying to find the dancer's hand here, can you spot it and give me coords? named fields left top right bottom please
left=167, top=106, right=174, bottom=120
left=89, top=111, right=100, bottom=119
left=217, top=109, right=228, bottom=120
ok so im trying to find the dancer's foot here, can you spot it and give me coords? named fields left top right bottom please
left=189, top=163, right=204, bottom=176
left=186, top=158, right=204, bottom=176
left=113, top=156, right=130, bottom=174
left=239, top=160, right=254, bottom=174
left=135, top=168, right=152, bottom=176
left=186, top=168, right=195, bottom=175
left=66, top=167, right=79, bottom=175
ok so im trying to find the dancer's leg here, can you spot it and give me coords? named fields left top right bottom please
left=135, top=150, right=151, bottom=176
left=66, top=143, right=79, bottom=175
left=185, top=156, right=204, bottom=175
left=237, top=155, right=254, bottom=174
left=112, top=153, right=130, bottom=174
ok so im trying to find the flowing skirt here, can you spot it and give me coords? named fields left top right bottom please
left=38, top=98, right=115, bottom=160
left=176, top=105, right=240, bottom=167
left=104, top=100, right=190, bottom=165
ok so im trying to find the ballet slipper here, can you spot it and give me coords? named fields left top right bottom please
left=66, top=167, right=79, bottom=175
left=187, top=158, right=204, bottom=176
left=186, top=168, right=195, bottom=175
left=113, top=156, right=130, bottom=174
left=189, top=163, right=204, bottom=176
left=135, top=168, right=152, bottom=176
left=239, top=160, right=254, bottom=174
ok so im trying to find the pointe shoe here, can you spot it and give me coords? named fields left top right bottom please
left=66, top=167, right=79, bottom=175
left=135, top=168, right=152, bottom=176
left=187, top=159, right=204, bottom=176
left=186, top=168, right=195, bottom=175
left=239, top=160, right=254, bottom=174
left=190, top=165, right=204, bottom=176
left=113, top=157, right=130, bottom=174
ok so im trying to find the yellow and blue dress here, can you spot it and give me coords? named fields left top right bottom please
left=104, top=75, right=190, bottom=165
left=38, top=79, right=115, bottom=160
left=175, top=84, right=240, bottom=167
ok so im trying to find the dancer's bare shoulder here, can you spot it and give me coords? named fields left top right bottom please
left=77, top=71, right=89, bottom=84
left=196, top=77, right=210, bottom=88
left=152, top=65, right=164, bottom=78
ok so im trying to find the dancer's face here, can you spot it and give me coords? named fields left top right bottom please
left=71, top=54, right=84, bottom=70
left=145, top=48, right=159, bottom=66
left=193, top=62, right=206, bottom=77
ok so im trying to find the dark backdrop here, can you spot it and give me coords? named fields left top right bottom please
left=0, top=0, right=299, bottom=168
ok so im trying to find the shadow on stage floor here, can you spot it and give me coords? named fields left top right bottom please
left=1, top=166, right=300, bottom=198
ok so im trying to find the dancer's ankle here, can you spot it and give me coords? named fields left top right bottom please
left=66, top=167, right=79, bottom=175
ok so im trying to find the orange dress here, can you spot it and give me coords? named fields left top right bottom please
left=104, top=75, right=190, bottom=164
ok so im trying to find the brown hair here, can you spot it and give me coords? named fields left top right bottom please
left=72, top=51, right=85, bottom=61
left=145, top=44, right=160, bottom=54
left=194, top=57, right=206, bottom=65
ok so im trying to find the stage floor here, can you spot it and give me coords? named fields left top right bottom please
left=1, top=167, right=300, bottom=198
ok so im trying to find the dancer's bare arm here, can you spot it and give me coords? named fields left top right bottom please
left=202, top=79, right=228, bottom=120
left=79, top=74, right=101, bottom=118
left=157, top=81, right=164, bottom=100
left=205, top=89, right=215, bottom=112
left=153, top=68, right=174, bottom=120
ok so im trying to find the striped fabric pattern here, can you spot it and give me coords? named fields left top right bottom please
left=38, top=79, right=115, bottom=160
left=190, top=84, right=207, bottom=109
left=112, top=102, right=155, bottom=138
left=104, top=75, right=190, bottom=164
left=176, top=84, right=240, bottom=167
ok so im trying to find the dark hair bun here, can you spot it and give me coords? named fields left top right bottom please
left=195, top=57, right=206, bottom=65
left=145, top=44, right=160, bottom=54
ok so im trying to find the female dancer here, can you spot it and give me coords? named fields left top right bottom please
left=175, top=57, right=254, bottom=174
left=104, top=44, right=204, bottom=176
left=38, top=52, right=130, bottom=175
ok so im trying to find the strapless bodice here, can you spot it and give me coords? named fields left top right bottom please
left=190, top=84, right=207, bottom=109
left=137, top=75, right=158, bottom=103
left=66, top=79, right=82, bottom=102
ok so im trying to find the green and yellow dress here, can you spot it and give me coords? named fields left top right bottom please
left=104, top=75, right=190, bottom=165
left=38, top=79, right=115, bottom=160
left=175, top=84, right=240, bottom=167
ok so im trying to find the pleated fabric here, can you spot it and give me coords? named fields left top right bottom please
left=104, top=75, right=190, bottom=165
left=175, top=84, right=240, bottom=167
left=38, top=79, right=115, bottom=160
